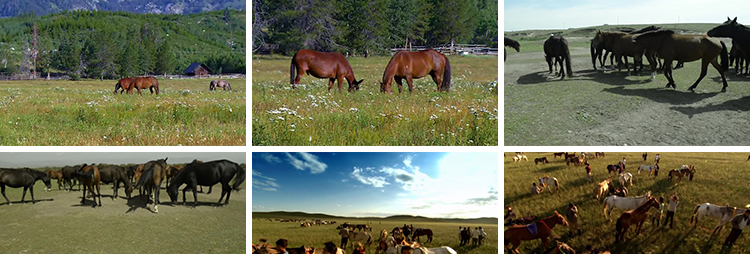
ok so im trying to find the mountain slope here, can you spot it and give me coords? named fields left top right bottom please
left=0, top=0, right=245, bottom=18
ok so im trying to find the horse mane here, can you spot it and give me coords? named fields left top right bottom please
left=232, top=162, right=246, bottom=191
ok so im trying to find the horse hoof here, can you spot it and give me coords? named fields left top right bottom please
left=721, top=88, right=727, bottom=93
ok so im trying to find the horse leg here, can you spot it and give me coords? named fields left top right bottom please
left=710, top=59, right=729, bottom=92
left=405, top=76, right=414, bottom=93
left=327, top=78, right=335, bottom=92
left=430, top=73, right=440, bottom=92
left=96, top=183, right=101, bottom=207
left=664, top=60, right=676, bottom=88
left=21, top=186, right=27, bottom=203
left=207, top=186, right=212, bottom=194
left=546, top=55, right=553, bottom=74
left=29, top=185, right=36, bottom=203
left=182, top=187, right=188, bottom=205
left=337, top=76, right=344, bottom=92
left=81, top=183, right=87, bottom=205
left=394, top=77, right=404, bottom=93
left=192, top=185, right=198, bottom=207
left=0, top=185, right=9, bottom=204
left=687, top=60, right=710, bottom=92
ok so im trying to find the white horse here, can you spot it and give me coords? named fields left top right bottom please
left=689, top=203, right=749, bottom=234
left=638, top=164, right=656, bottom=174
left=602, top=191, right=651, bottom=220
left=386, top=245, right=457, bottom=254
left=512, top=154, right=528, bottom=162
left=618, top=172, right=633, bottom=187
left=348, top=231, right=373, bottom=249
left=539, top=176, right=560, bottom=193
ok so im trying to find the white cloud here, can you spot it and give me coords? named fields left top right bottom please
left=403, top=155, right=413, bottom=168
left=252, top=170, right=280, bottom=191
left=351, top=167, right=389, bottom=187
left=285, top=152, right=327, bottom=174
left=261, top=153, right=281, bottom=163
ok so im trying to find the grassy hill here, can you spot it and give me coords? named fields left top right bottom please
left=505, top=23, right=720, bottom=41
left=252, top=211, right=497, bottom=224
left=504, top=152, right=750, bottom=253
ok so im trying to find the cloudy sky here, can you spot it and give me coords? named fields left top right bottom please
left=0, top=152, right=246, bottom=168
left=252, top=152, right=498, bottom=219
left=505, top=0, right=750, bottom=31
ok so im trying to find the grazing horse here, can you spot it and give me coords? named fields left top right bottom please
left=633, top=30, right=728, bottom=92
left=164, top=165, right=183, bottom=189
left=135, top=158, right=168, bottom=213
left=534, top=157, right=549, bottom=165
left=505, top=37, right=521, bottom=62
left=61, top=165, right=80, bottom=191
left=594, top=179, right=611, bottom=201
left=606, top=164, right=621, bottom=174
left=544, top=35, right=573, bottom=79
left=97, top=165, right=133, bottom=199
left=72, top=164, right=102, bottom=207
left=504, top=211, right=568, bottom=254
left=380, top=49, right=451, bottom=93
left=615, top=197, right=659, bottom=242
left=167, top=159, right=245, bottom=207
left=412, top=228, right=433, bottom=243
left=0, top=168, right=52, bottom=204
left=291, top=49, right=363, bottom=92
left=209, top=80, right=232, bottom=91
left=553, top=152, right=565, bottom=158
left=129, top=76, right=160, bottom=95
left=689, top=203, right=749, bottom=235
left=638, top=164, right=657, bottom=174
left=113, top=77, right=135, bottom=94
left=603, top=191, right=651, bottom=220
left=348, top=231, right=373, bottom=250
left=668, top=165, right=694, bottom=182
left=618, top=172, right=633, bottom=187
left=44, top=170, right=65, bottom=190
left=386, top=245, right=457, bottom=254
left=538, top=176, right=560, bottom=192
left=596, top=152, right=606, bottom=158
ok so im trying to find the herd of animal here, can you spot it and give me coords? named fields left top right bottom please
left=0, top=158, right=245, bottom=214
left=504, top=17, right=750, bottom=93
left=290, top=49, right=451, bottom=93
left=112, top=76, right=232, bottom=95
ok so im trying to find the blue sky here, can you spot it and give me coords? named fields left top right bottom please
left=505, top=0, right=750, bottom=31
left=252, top=152, right=498, bottom=219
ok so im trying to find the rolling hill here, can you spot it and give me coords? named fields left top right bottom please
left=252, top=211, right=497, bottom=224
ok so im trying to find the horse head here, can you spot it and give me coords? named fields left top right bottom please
left=349, top=79, right=363, bottom=92
left=553, top=210, right=568, bottom=226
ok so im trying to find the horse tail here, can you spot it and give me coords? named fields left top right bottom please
left=232, top=163, right=246, bottom=192
left=564, top=42, right=573, bottom=77
left=290, top=52, right=298, bottom=84
left=442, top=55, right=451, bottom=92
left=720, top=41, right=729, bottom=72
left=114, top=82, right=121, bottom=94
left=135, top=168, right=153, bottom=189
left=690, top=204, right=701, bottom=225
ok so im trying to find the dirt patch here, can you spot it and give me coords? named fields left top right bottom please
left=505, top=45, right=750, bottom=145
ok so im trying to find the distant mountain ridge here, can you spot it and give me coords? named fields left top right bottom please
left=0, top=0, right=245, bottom=18
left=252, top=211, right=498, bottom=224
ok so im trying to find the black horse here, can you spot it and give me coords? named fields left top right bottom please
left=544, top=35, right=573, bottom=79
left=0, top=168, right=52, bottom=205
left=98, top=165, right=134, bottom=199
left=61, top=165, right=80, bottom=191
left=709, top=17, right=750, bottom=73
left=504, top=37, right=521, bottom=62
left=167, top=159, right=246, bottom=207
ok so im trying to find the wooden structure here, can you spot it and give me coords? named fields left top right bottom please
left=183, top=63, right=213, bottom=77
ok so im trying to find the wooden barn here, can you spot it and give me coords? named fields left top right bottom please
left=184, top=63, right=213, bottom=77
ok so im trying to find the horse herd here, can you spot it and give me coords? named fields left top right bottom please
left=112, top=76, right=232, bottom=95
left=504, top=17, right=750, bottom=93
left=0, top=158, right=245, bottom=214
left=290, top=49, right=451, bottom=93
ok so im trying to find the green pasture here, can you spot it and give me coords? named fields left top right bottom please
left=504, top=152, right=750, bottom=254
left=0, top=78, right=245, bottom=146
left=252, top=216, right=497, bottom=254
left=251, top=55, right=498, bottom=146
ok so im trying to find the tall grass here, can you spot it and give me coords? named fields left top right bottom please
left=504, top=152, right=750, bottom=253
left=0, top=78, right=246, bottom=145
left=252, top=56, right=498, bottom=146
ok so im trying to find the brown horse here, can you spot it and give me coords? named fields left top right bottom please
left=129, top=76, right=160, bottom=95
left=135, top=158, right=168, bottom=213
left=633, top=30, right=728, bottom=92
left=380, top=49, right=451, bottom=93
left=45, top=170, right=65, bottom=190
left=210, top=80, right=232, bottom=91
left=606, top=164, right=621, bottom=174
left=615, top=197, right=659, bottom=242
left=504, top=211, right=568, bottom=254
left=592, top=31, right=644, bottom=74
left=113, top=77, right=135, bottom=94
left=165, top=165, right=183, bottom=189
left=73, top=164, right=102, bottom=207
left=553, top=152, right=565, bottom=158
left=412, top=228, right=433, bottom=243
left=290, top=49, right=363, bottom=92
left=668, top=165, right=695, bottom=182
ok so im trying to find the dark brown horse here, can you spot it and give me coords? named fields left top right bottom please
left=135, top=158, right=168, bottom=213
left=535, top=157, right=549, bottom=165
left=97, top=165, right=133, bottom=199
left=72, top=164, right=102, bottom=207
left=45, top=170, right=64, bottom=190
left=113, top=77, right=135, bottom=94
left=505, top=37, right=521, bottom=62
left=553, top=152, right=565, bottom=158
left=0, top=168, right=52, bottom=205
left=61, top=165, right=80, bottom=191
left=412, top=228, right=433, bottom=243
left=709, top=17, right=750, bottom=76
left=165, top=165, right=183, bottom=189
left=210, top=80, right=232, bottom=91
left=290, top=49, right=363, bottom=92
left=615, top=197, right=659, bottom=242
left=633, top=30, right=728, bottom=92
left=592, top=31, right=644, bottom=74
left=505, top=211, right=568, bottom=253
left=129, top=76, right=160, bottom=95
left=380, top=49, right=451, bottom=93
left=544, top=35, right=573, bottom=79
left=607, top=164, right=621, bottom=174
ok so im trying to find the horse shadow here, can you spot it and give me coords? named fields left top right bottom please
left=670, top=95, right=750, bottom=118
left=644, top=178, right=674, bottom=197
left=603, top=86, right=719, bottom=105
left=537, top=165, right=565, bottom=173
left=660, top=227, right=696, bottom=254
left=0, top=199, right=53, bottom=206
left=574, top=69, right=646, bottom=86
left=125, top=194, right=156, bottom=213
left=700, top=231, right=721, bottom=253
left=167, top=200, right=223, bottom=208
left=515, top=71, right=556, bottom=85
left=504, top=193, right=534, bottom=205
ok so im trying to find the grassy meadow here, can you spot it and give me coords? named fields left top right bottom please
left=251, top=55, right=498, bottom=146
left=0, top=78, right=245, bottom=146
left=504, top=152, right=750, bottom=254
left=0, top=175, right=246, bottom=253
left=252, top=215, right=498, bottom=254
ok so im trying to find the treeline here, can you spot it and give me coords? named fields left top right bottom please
left=0, top=9, right=246, bottom=79
left=252, top=0, right=498, bottom=56
left=0, top=0, right=246, bottom=18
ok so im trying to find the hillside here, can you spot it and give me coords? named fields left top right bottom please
left=252, top=211, right=497, bottom=224
left=504, top=23, right=720, bottom=41
left=0, top=0, right=245, bottom=18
